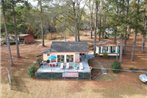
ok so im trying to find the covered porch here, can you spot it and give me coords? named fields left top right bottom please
left=96, top=39, right=121, bottom=56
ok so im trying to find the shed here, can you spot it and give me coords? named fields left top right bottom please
left=96, top=39, right=122, bottom=56
left=19, top=34, right=34, bottom=44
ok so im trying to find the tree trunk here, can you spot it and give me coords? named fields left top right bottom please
left=114, top=29, right=117, bottom=44
left=89, top=0, right=94, bottom=39
left=12, top=0, right=20, bottom=58
left=2, top=0, right=13, bottom=89
left=72, top=1, right=78, bottom=42
left=39, top=0, right=45, bottom=46
left=131, top=30, right=137, bottom=61
left=119, top=39, right=123, bottom=63
left=77, top=3, right=80, bottom=42
left=141, top=35, right=146, bottom=53
left=123, top=38, right=127, bottom=53
left=94, top=0, right=99, bottom=55
left=99, top=15, right=101, bottom=41
left=142, top=9, right=146, bottom=53
left=90, top=11, right=93, bottom=39
left=123, top=0, right=130, bottom=53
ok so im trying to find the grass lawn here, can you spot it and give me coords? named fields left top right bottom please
left=1, top=34, right=147, bottom=98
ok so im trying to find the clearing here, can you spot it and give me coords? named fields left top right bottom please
left=1, top=33, right=147, bottom=98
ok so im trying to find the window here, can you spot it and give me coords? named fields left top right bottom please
left=57, top=55, right=64, bottom=62
left=111, top=46, right=116, bottom=53
left=66, top=55, right=73, bottom=62
left=102, top=46, right=108, bottom=53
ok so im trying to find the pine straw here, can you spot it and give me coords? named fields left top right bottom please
left=1, top=34, right=147, bottom=98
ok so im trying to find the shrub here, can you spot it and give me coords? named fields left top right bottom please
left=129, top=67, right=138, bottom=72
left=36, top=58, right=42, bottom=65
left=103, top=53, right=108, bottom=58
left=111, top=61, right=121, bottom=73
left=27, top=65, right=38, bottom=78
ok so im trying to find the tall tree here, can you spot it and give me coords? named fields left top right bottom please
left=94, top=0, right=99, bottom=55
left=88, top=0, right=94, bottom=39
left=141, top=8, right=147, bottom=53
left=2, top=0, right=13, bottom=89
left=72, top=1, right=78, bottom=42
left=38, top=0, right=45, bottom=46
left=12, top=0, right=20, bottom=58
left=131, top=0, right=141, bottom=61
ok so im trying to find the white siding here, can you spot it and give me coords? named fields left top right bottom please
left=115, top=46, right=118, bottom=53
left=96, top=47, right=99, bottom=54
left=43, top=54, right=48, bottom=61
left=108, top=46, right=111, bottom=53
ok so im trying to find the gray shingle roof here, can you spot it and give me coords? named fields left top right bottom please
left=50, top=41, right=88, bottom=52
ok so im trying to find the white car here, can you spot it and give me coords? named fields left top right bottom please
left=139, top=74, right=147, bottom=84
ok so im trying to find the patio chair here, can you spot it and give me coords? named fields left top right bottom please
left=60, top=63, right=64, bottom=69
left=79, top=63, right=84, bottom=70
left=66, top=63, right=69, bottom=69
left=50, top=64, right=52, bottom=67
left=52, top=64, right=55, bottom=67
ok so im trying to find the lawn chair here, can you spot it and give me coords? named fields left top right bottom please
left=50, top=64, right=53, bottom=67
left=79, top=63, right=84, bottom=70
left=60, top=63, right=64, bottom=69
left=66, top=63, right=69, bottom=69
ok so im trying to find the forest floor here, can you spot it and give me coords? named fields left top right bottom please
left=1, top=32, right=147, bottom=98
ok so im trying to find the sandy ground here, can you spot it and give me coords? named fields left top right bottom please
left=1, top=33, right=147, bottom=98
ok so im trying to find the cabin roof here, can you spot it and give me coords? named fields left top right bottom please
left=97, top=39, right=121, bottom=46
left=19, top=34, right=34, bottom=39
left=47, top=41, right=88, bottom=53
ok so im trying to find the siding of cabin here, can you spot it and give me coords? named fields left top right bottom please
left=24, top=35, right=34, bottom=44
left=49, top=52, right=76, bottom=63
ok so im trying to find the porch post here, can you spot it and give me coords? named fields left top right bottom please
left=108, top=46, right=111, bottom=53
left=73, top=54, right=75, bottom=62
left=56, top=55, right=58, bottom=62
left=96, top=47, right=99, bottom=54
left=101, top=46, right=103, bottom=54
left=64, top=54, right=66, bottom=63
left=115, top=46, right=118, bottom=53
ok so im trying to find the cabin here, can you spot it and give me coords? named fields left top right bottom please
left=36, top=41, right=91, bottom=79
left=95, top=39, right=121, bottom=56
left=19, top=34, right=34, bottom=44
left=43, top=41, right=88, bottom=63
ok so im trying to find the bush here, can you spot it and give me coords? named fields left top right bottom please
left=129, top=67, right=138, bottom=72
left=112, top=61, right=121, bottom=73
left=103, top=53, right=108, bottom=58
left=27, top=65, right=38, bottom=78
left=36, top=58, right=42, bottom=65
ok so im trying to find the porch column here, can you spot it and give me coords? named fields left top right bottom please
left=115, top=46, right=118, bottom=53
left=56, top=55, right=58, bottom=62
left=101, top=46, right=103, bottom=54
left=73, top=54, right=76, bottom=62
left=43, top=53, right=48, bottom=61
left=108, top=46, right=111, bottom=53
left=96, top=47, right=99, bottom=54
left=64, top=54, right=66, bottom=63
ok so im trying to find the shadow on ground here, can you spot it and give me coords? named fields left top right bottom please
left=11, top=76, right=29, bottom=93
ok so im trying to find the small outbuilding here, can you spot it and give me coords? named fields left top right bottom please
left=95, top=39, right=122, bottom=56
left=19, top=34, right=34, bottom=44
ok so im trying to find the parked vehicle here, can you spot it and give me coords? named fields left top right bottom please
left=1, top=38, right=16, bottom=45
left=139, top=74, right=147, bottom=84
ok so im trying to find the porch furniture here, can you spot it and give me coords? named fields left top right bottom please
left=79, top=63, right=84, bottom=70
left=66, top=63, right=69, bottom=69
left=60, top=63, right=64, bottom=69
